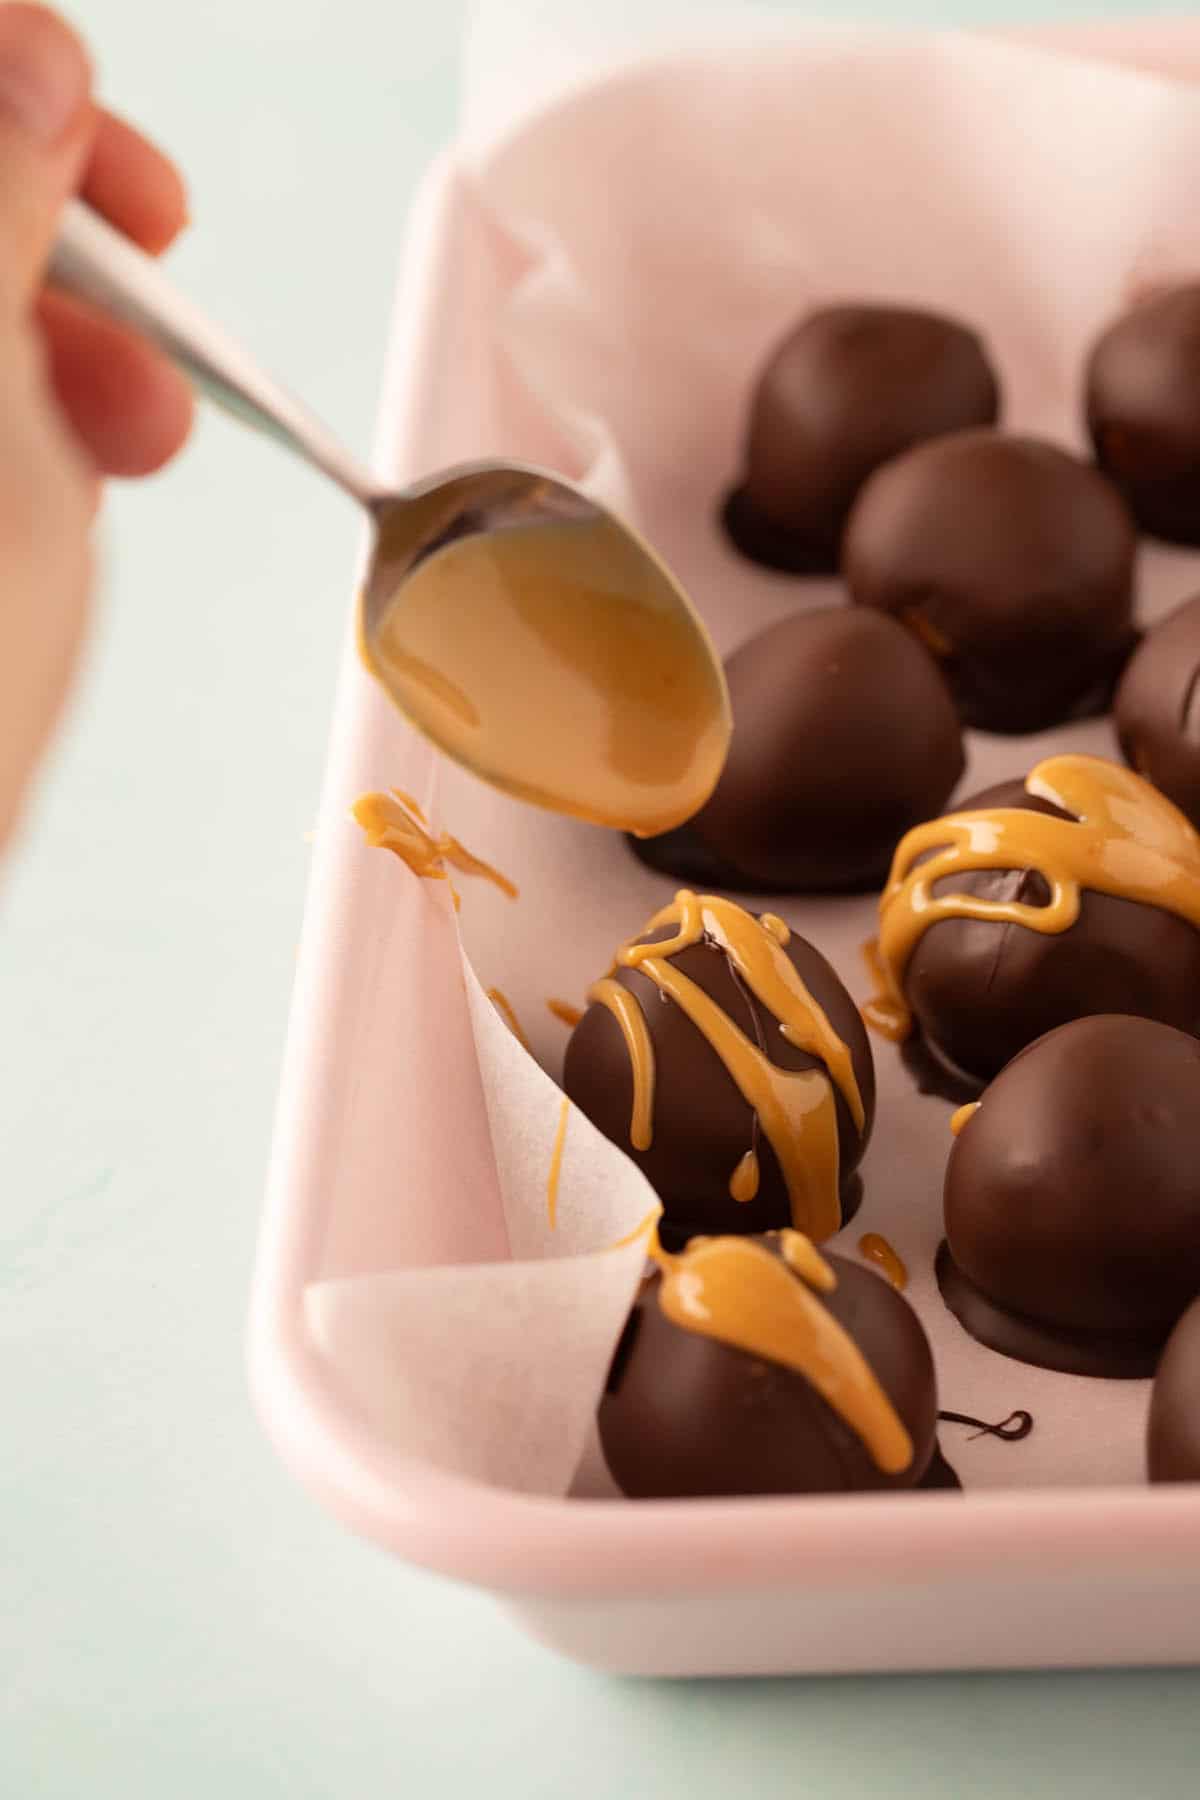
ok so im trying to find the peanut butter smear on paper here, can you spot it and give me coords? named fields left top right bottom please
left=353, top=789, right=517, bottom=908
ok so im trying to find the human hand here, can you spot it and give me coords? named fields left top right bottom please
left=0, top=3, right=192, bottom=848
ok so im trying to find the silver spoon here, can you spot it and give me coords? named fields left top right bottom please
left=49, top=201, right=730, bottom=835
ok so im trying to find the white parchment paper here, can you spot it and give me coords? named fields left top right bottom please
left=307, top=21, right=1200, bottom=1498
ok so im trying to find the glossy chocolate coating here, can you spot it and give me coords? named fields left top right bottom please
left=1148, top=1297, right=1200, bottom=1481
left=563, top=924, right=874, bottom=1245
left=1115, top=592, right=1200, bottom=828
left=724, top=304, right=1000, bottom=573
left=900, top=777, right=1200, bottom=1097
left=643, top=608, right=964, bottom=893
left=1087, top=285, right=1200, bottom=546
left=844, top=431, right=1137, bottom=733
left=599, top=1247, right=942, bottom=1497
left=940, top=1015, right=1200, bottom=1377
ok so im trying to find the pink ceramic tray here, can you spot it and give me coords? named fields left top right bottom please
left=250, top=20, right=1200, bottom=1674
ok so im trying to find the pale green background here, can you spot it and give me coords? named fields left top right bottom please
left=5, top=3, right=1200, bottom=1794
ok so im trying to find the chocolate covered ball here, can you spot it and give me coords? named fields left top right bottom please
left=1115, top=592, right=1200, bottom=828
left=600, top=1241, right=948, bottom=1497
left=870, top=757, right=1200, bottom=1099
left=844, top=431, right=1137, bottom=733
left=940, top=1016, right=1200, bottom=1377
left=563, top=897, right=874, bottom=1245
left=1148, top=1298, right=1200, bottom=1482
left=634, top=607, right=964, bottom=894
left=1087, top=284, right=1200, bottom=546
left=724, top=304, right=1000, bottom=574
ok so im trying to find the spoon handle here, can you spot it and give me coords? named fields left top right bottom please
left=49, top=199, right=378, bottom=508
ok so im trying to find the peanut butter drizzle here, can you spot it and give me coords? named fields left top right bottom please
left=860, top=938, right=908, bottom=1041
left=950, top=1102, right=980, bottom=1137
left=486, top=987, right=529, bottom=1052
left=586, top=977, right=656, bottom=1151
left=649, top=1231, right=913, bottom=1475
left=546, top=1096, right=570, bottom=1230
left=353, top=790, right=518, bottom=902
left=390, top=787, right=427, bottom=825
left=607, top=1205, right=662, bottom=1251
left=865, top=756, right=1200, bottom=1041
left=547, top=998, right=583, bottom=1029
left=776, top=1226, right=837, bottom=1292
left=759, top=913, right=791, bottom=946
left=626, top=894, right=865, bottom=1126
left=729, top=1148, right=760, bottom=1203
left=858, top=1232, right=908, bottom=1291
left=603, top=891, right=862, bottom=1241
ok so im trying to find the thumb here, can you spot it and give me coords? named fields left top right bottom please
left=0, top=9, right=96, bottom=851
left=0, top=4, right=91, bottom=312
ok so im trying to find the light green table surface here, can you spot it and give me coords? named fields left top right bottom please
left=6, top=3, right=1200, bottom=1795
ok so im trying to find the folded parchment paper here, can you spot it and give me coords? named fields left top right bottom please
left=308, top=22, right=1200, bottom=1497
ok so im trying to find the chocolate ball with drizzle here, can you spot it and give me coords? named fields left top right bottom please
left=563, top=892, right=875, bottom=1246
left=940, top=1015, right=1200, bottom=1379
left=600, top=1231, right=953, bottom=1497
left=723, top=304, right=1000, bottom=573
left=864, top=755, right=1200, bottom=1100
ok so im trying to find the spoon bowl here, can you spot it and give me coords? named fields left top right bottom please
left=361, top=465, right=730, bottom=833
left=51, top=202, right=730, bottom=834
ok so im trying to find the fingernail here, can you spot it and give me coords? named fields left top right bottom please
left=0, top=4, right=89, bottom=143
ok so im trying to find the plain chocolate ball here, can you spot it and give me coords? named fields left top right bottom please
left=1115, top=592, right=1200, bottom=828
left=1148, top=1298, right=1200, bottom=1481
left=940, top=1015, right=1200, bottom=1377
left=687, top=608, right=965, bottom=892
left=1087, top=284, right=1200, bottom=547
left=844, top=431, right=1136, bottom=733
left=724, top=304, right=999, bottom=573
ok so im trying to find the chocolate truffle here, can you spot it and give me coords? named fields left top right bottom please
left=1115, top=592, right=1200, bottom=828
left=632, top=607, right=964, bottom=894
left=563, top=892, right=874, bottom=1246
left=600, top=1234, right=952, bottom=1497
left=724, top=304, right=1000, bottom=573
left=939, top=1015, right=1200, bottom=1378
left=1148, top=1298, right=1200, bottom=1481
left=1086, top=284, right=1200, bottom=546
left=865, top=754, right=1200, bottom=1099
left=844, top=431, right=1137, bottom=733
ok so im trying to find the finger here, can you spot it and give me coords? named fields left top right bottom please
left=38, top=288, right=194, bottom=476
left=0, top=317, right=94, bottom=848
left=0, top=4, right=92, bottom=311
left=81, top=109, right=188, bottom=255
